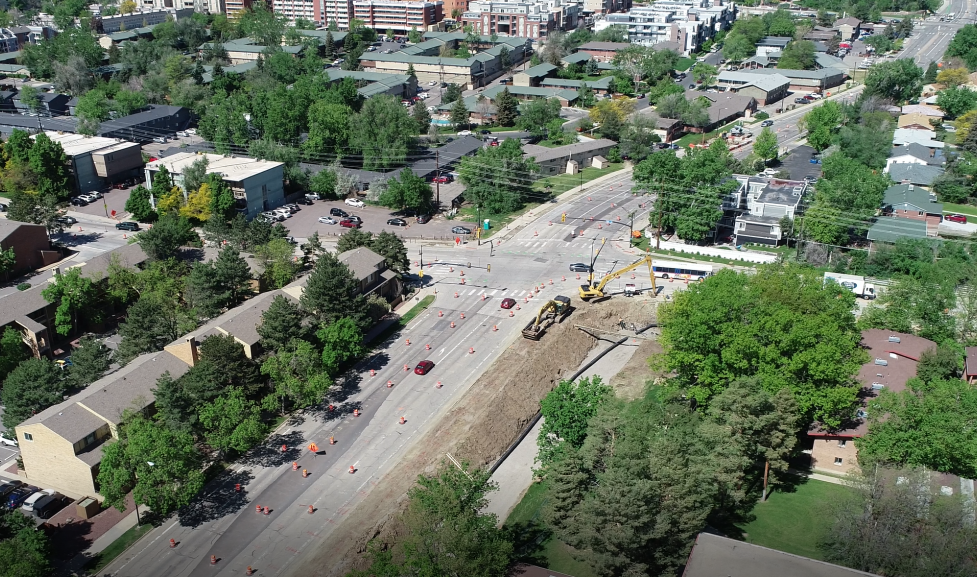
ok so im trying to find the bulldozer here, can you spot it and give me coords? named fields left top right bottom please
left=579, top=255, right=657, bottom=301
left=522, top=295, right=573, bottom=340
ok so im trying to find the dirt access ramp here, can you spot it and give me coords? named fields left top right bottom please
left=288, top=296, right=654, bottom=577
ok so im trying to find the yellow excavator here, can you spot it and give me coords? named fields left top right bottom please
left=522, top=295, right=573, bottom=340
left=579, top=255, right=657, bottom=301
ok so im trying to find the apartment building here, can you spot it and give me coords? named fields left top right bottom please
left=322, top=0, right=353, bottom=29
left=352, top=0, right=443, bottom=34
left=461, top=0, right=578, bottom=38
left=272, top=0, right=323, bottom=22
left=139, top=0, right=224, bottom=12
left=0, top=26, right=55, bottom=54
left=595, top=0, right=735, bottom=53
left=584, top=0, right=632, bottom=16
left=96, top=8, right=193, bottom=33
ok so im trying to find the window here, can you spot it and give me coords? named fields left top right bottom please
left=834, top=457, right=843, bottom=465
left=23, top=432, right=32, bottom=441
left=837, top=440, right=847, bottom=448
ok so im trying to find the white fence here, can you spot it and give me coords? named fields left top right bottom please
left=656, top=239, right=779, bottom=264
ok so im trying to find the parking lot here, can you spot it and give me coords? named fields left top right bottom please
left=777, top=145, right=823, bottom=182
left=275, top=193, right=474, bottom=242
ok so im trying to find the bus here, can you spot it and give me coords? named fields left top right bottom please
left=651, top=260, right=714, bottom=281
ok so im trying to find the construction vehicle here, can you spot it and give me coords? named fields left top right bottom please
left=522, top=295, right=573, bottom=340
left=579, top=255, right=657, bottom=301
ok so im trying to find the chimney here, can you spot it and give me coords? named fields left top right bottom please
left=164, top=336, right=199, bottom=367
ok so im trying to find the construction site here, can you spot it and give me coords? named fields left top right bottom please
left=288, top=293, right=659, bottom=577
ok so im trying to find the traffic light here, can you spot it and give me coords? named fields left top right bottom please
left=418, top=270, right=425, bottom=278
left=561, top=212, right=566, bottom=223
left=487, top=264, right=491, bottom=272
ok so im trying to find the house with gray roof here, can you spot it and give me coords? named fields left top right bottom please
left=16, top=349, right=190, bottom=499
left=755, top=36, right=791, bottom=56
left=726, top=175, right=808, bottom=245
left=522, top=138, right=617, bottom=175
left=879, top=183, right=943, bottom=237
left=681, top=90, right=757, bottom=132
left=539, top=76, right=614, bottom=94
left=338, top=247, right=402, bottom=300
left=886, top=162, right=945, bottom=187
left=742, top=67, right=845, bottom=91
left=885, top=143, right=947, bottom=169
left=324, top=69, right=417, bottom=99
left=867, top=216, right=929, bottom=244
left=717, top=71, right=789, bottom=105
left=513, top=63, right=558, bottom=87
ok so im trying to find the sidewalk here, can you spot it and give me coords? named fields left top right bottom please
left=363, top=285, right=439, bottom=344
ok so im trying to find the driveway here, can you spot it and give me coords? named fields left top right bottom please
left=776, top=145, right=823, bottom=181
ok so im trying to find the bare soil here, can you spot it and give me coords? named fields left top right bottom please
left=288, top=296, right=654, bottom=577
left=607, top=336, right=664, bottom=401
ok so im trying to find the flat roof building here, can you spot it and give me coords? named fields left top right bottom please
left=38, top=132, right=143, bottom=193
left=461, top=0, right=579, bottom=39
left=145, top=153, right=286, bottom=221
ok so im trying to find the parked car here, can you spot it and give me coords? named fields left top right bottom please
left=457, top=130, right=473, bottom=136
left=804, top=175, right=818, bottom=184
left=21, top=489, right=54, bottom=513
left=500, top=298, right=516, bottom=309
left=346, top=215, right=363, bottom=224
left=428, top=80, right=437, bottom=86
left=305, top=192, right=322, bottom=202
left=318, top=216, right=337, bottom=224
left=433, top=174, right=453, bottom=184
left=760, top=120, right=774, bottom=127
left=0, top=432, right=16, bottom=447
left=490, top=140, right=500, bottom=146
left=0, top=481, right=22, bottom=498
left=283, top=203, right=300, bottom=213
left=345, top=198, right=365, bottom=208
left=569, top=263, right=592, bottom=273
left=340, top=219, right=361, bottom=228
left=416, top=214, right=431, bottom=224
left=152, top=137, right=167, bottom=144
left=330, top=208, right=349, bottom=218
left=272, top=208, right=292, bottom=219
left=260, top=211, right=283, bottom=222
left=70, top=197, right=88, bottom=206
left=115, top=221, right=140, bottom=231
left=945, top=213, right=968, bottom=224
left=176, top=130, right=188, bottom=137
left=451, top=226, right=472, bottom=235
left=6, top=486, right=37, bottom=509
left=34, top=493, right=70, bottom=519
left=414, top=360, right=435, bottom=375
left=387, top=218, right=408, bottom=226
left=808, top=93, right=823, bottom=99
left=794, top=97, right=809, bottom=104
left=0, top=203, right=7, bottom=212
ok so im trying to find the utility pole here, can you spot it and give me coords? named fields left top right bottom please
left=655, top=180, right=663, bottom=250
left=434, top=150, right=440, bottom=207
left=795, top=216, right=805, bottom=261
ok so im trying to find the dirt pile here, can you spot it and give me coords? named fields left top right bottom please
left=289, top=296, right=654, bottom=577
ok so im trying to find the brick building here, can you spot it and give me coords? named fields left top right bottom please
left=808, top=329, right=935, bottom=474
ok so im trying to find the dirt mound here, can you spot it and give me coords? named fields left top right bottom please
left=288, top=296, right=654, bottom=577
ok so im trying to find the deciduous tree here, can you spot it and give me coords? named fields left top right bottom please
left=42, top=267, right=100, bottom=336
left=536, top=376, right=611, bottom=468
left=378, top=168, right=433, bottom=212
left=1, top=359, right=67, bottom=430
left=68, top=336, right=112, bottom=387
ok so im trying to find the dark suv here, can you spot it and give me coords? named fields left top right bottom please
left=330, top=208, right=349, bottom=218
left=116, top=221, right=140, bottom=231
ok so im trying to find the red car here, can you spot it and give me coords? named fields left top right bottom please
left=489, top=140, right=500, bottom=146
left=500, top=298, right=516, bottom=309
left=945, top=213, right=968, bottom=224
left=433, top=175, right=452, bottom=184
left=340, top=219, right=361, bottom=228
left=414, top=360, right=434, bottom=375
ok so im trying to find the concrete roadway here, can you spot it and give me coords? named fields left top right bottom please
left=97, top=169, right=667, bottom=577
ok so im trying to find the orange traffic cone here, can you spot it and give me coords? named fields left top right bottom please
left=354, top=409, right=360, bottom=417
left=211, top=555, right=217, bottom=565
left=303, top=469, right=308, bottom=478
left=329, top=436, right=335, bottom=445
left=308, top=505, right=314, bottom=514
left=450, top=321, right=456, bottom=328
left=349, top=466, right=355, bottom=474
left=399, top=416, right=406, bottom=424
left=436, top=381, right=443, bottom=388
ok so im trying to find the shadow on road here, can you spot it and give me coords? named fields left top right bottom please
left=177, top=468, right=256, bottom=529
left=239, top=430, right=307, bottom=468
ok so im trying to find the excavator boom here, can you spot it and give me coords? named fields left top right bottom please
left=578, top=255, right=657, bottom=300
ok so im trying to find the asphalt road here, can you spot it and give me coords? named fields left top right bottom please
left=96, top=166, right=705, bottom=577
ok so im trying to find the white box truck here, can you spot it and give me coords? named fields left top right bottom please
left=823, top=272, right=877, bottom=299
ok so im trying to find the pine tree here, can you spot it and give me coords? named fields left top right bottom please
left=413, top=102, right=431, bottom=133
left=406, top=63, right=416, bottom=78
left=324, top=31, right=335, bottom=59
left=450, top=96, right=469, bottom=129
left=258, top=295, right=307, bottom=353
left=192, top=60, right=204, bottom=84
left=299, top=252, right=370, bottom=329
left=925, top=60, right=939, bottom=83
left=213, top=245, right=253, bottom=306
left=495, top=87, right=518, bottom=127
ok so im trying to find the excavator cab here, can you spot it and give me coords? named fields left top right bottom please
left=522, top=295, right=573, bottom=340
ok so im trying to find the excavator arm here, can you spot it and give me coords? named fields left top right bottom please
left=578, top=255, right=656, bottom=300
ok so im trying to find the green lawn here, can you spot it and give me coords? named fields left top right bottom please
left=532, top=163, right=625, bottom=195
left=942, top=203, right=977, bottom=218
left=676, top=57, right=694, bottom=71
left=737, top=479, right=853, bottom=560
left=369, top=295, right=435, bottom=346
left=505, top=481, right=598, bottom=577
left=83, top=523, right=154, bottom=573
left=674, top=120, right=743, bottom=147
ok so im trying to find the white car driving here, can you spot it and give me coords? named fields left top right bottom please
left=344, top=198, right=365, bottom=208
